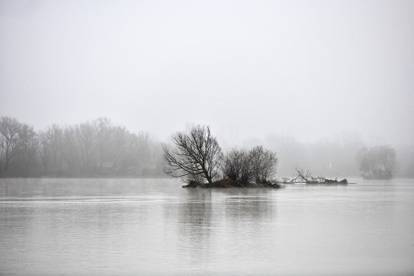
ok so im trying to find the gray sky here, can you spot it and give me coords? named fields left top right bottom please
left=1, top=0, right=413, bottom=145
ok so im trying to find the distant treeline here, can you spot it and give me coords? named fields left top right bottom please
left=0, top=117, right=164, bottom=177
left=262, top=136, right=414, bottom=178
left=1, top=116, right=413, bottom=178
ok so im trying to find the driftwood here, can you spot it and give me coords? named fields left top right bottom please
left=278, top=169, right=348, bottom=185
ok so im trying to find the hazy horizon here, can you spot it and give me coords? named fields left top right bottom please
left=1, top=0, right=413, bottom=146
left=1, top=2, right=414, bottom=275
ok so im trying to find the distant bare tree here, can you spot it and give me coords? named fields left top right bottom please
left=15, top=124, right=38, bottom=176
left=0, top=117, right=39, bottom=176
left=0, top=117, right=22, bottom=172
left=163, top=125, right=223, bottom=184
left=39, top=125, right=67, bottom=176
left=358, top=146, right=396, bottom=179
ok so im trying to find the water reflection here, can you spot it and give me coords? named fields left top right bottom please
left=172, top=188, right=277, bottom=270
left=1, top=179, right=414, bottom=275
left=175, top=189, right=213, bottom=266
left=223, top=189, right=275, bottom=222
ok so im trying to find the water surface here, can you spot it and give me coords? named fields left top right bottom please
left=1, top=178, right=413, bottom=275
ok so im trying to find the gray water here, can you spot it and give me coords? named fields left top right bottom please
left=0, top=178, right=413, bottom=276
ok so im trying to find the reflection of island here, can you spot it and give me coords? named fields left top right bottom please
left=175, top=188, right=276, bottom=266
left=176, top=189, right=213, bottom=265
left=223, top=190, right=274, bottom=222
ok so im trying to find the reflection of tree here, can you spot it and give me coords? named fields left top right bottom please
left=176, top=189, right=213, bottom=264
left=174, top=189, right=276, bottom=268
left=223, top=189, right=274, bottom=223
left=221, top=189, right=276, bottom=264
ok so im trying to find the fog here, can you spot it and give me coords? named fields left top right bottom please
left=2, top=3, right=414, bottom=274
left=1, top=1, right=413, bottom=150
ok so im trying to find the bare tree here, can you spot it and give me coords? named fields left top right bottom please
left=39, top=125, right=64, bottom=175
left=163, top=125, right=223, bottom=184
left=0, top=117, right=40, bottom=176
left=0, top=117, right=22, bottom=172
left=358, top=146, right=396, bottom=179
left=15, top=124, right=38, bottom=176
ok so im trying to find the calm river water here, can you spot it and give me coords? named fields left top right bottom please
left=0, top=178, right=413, bottom=275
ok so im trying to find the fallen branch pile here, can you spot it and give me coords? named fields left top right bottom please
left=279, top=169, right=348, bottom=185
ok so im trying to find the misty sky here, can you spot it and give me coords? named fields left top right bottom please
left=1, top=0, right=413, bottom=146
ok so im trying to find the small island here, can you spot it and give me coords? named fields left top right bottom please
left=163, top=125, right=346, bottom=188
